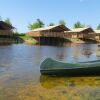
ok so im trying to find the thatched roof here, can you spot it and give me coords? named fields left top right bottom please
left=0, top=21, right=14, bottom=30
left=94, top=30, right=100, bottom=34
left=31, top=25, right=70, bottom=32
left=67, top=27, right=94, bottom=33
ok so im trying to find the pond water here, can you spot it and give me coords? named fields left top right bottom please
left=0, top=43, right=100, bottom=100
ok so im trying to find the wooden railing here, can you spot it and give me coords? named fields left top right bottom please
left=27, top=31, right=66, bottom=38
left=27, top=31, right=100, bottom=41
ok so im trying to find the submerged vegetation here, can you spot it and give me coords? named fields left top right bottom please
left=1, top=75, right=100, bottom=100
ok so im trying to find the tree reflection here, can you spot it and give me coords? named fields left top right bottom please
left=40, top=75, right=100, bottom=89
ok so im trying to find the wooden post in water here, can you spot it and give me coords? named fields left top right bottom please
left=39, top=36, right=40, bottom=45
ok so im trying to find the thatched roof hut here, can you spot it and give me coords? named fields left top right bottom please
left=0, top=21, right=15, bottom=44
left=0, top=21, right=14, bottom=30
left=0, top=21, right=15, bottom=36
left=32, top=24, right=70, bottom=32
left=94, top=30, right=100, bottom=34
left=65, top=27, right=94, bottom=39
left=67, top=27, right=94, bottom=33
left=27, top=25, right=70, bottom=38
left=93, top=30, right=100, bottom=40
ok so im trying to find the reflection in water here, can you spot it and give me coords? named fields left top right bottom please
left=40, top=75, right=100, bottom=89
left=81, top=44, right=94, bottom=58
left=0, top=43, right=100, bottom=100
left=82, top=50, right=92, bottom=58
left=40, top=75, right=69, bottom=89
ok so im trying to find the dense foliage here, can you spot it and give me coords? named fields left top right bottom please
left=59, top=20, right=66, bottom=25
left=48, top=23, right=55, bottom=26
left=74, top=21, right=85, bottom=28
left=5, top=18, right=12, bottom=25
left=28, top=19, right=44, bottom=30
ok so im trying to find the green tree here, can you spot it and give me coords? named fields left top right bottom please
left=28, top=19, right=44, bottom=30
left=5, top=18, right=12, bottom=25
left=59, top=20, right=66, bottom=25
left=97, top=24, right=100, bottom=30
left=74, top=21, right=85, bottom=28
left=48, top=23, right=55, bottom=26
left=28, top=23, right=39, bottom=30
left=37, top=19, right=44, bottom=28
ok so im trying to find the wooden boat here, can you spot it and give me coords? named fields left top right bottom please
left=40, top=58, right=100, bottom=76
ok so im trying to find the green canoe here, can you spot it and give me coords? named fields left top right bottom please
left=40, top=58, right=100, bottom=76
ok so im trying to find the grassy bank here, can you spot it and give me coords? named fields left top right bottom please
left=17, top=34, right=38, bottom=45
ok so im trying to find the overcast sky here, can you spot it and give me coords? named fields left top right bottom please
left=0, top=0, right=100, bottom=32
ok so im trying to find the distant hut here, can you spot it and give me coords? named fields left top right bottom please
left=94, top=30, right=100, bottom=41
left=27, top=24, right=70, bottom=38
left=0, top=21, right=15, bottom=44
left=65, top=27, right=94, bottom=39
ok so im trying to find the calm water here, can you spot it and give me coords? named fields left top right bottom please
left=0, top=43, right=100, bottom=100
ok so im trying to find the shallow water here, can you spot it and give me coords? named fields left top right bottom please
left=0, top=43, right=100, bottom=100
